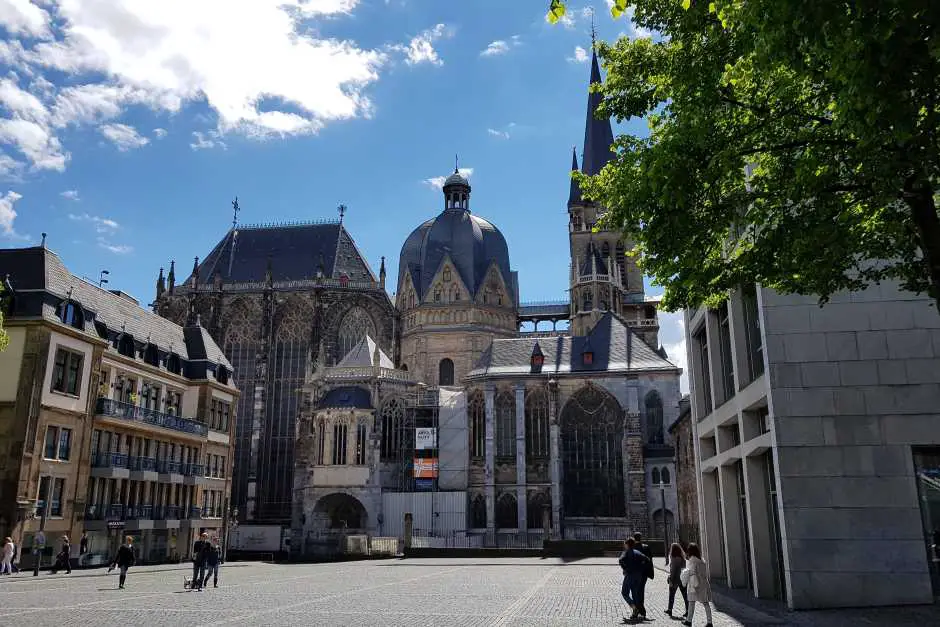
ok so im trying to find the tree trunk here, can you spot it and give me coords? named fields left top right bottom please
left=905, top=174, right=940, bottom=312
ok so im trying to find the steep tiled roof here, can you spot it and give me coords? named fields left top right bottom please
left=0, top=246, right=231, bottom=370
left=468, top=312, right=677, bottom=377
left=189, top=221, right=376, bottom=284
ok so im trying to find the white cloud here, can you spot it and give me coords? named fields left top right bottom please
left=658, top=310, right=689, bottom=394
left=392, top=23, right=450, bottom=66
left=99, top=123, right=150, bottom=151
left=0, top=189, right=23, bottom=237
left=60, top=189, right=79, bottom=201
left=190, top=130, right=227, bottom=151
left=480, top=36, right=520, bottom=57
left=0, top=1, right=407, bottom=171
left=97, top=237, right=132, bottom=254
left=0, top=0, right=52, bottom=38
left=68, top=212, right=119, bottom=233
left=423, top=167, right=474, bottom=190
left=153, top=128, right=167, bottom=139
left=0, top=152, right=22, bottom=179
left=487, top=128, right=509, bottom=139
left=567, top=46, right=589, bottom=63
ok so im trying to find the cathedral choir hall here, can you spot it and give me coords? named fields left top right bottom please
left=154, top=48, right=682, bottom=555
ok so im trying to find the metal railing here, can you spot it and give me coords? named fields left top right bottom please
left=91, top=453, right=204, bottom=477
left=96, top=397, right=208, bottom=437
left=322, top=366, right=415, bottom=383
left=85, top=504, right=203, bottom=521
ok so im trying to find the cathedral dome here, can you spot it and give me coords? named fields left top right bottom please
left=399, top=170, right=513, bottom=302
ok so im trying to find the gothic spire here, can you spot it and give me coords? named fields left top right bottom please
left=167, top=260, right=176, bottom=293
left=581, top=47, right=615, bottom=178
left=568, top=146, right=582, bottom=206
left=156, top=267, right=166, bottom=300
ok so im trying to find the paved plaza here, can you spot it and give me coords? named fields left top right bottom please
left=0, top=558, right=935, bottom=626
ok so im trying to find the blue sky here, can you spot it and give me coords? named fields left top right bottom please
left=0, top=0, right=687, bottom=391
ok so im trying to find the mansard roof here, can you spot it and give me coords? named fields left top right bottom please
left=189, top=220, right=377, bottom=285
left=0, top=246, right=231, bottom=373
left=467, top=312, right=677, bottom=378
left=337, top=334, right=395, bottom=369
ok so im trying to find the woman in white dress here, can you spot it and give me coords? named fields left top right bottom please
left=1, top=537, right=14, bottom=575
left=682, top=543, right=713, bottom=627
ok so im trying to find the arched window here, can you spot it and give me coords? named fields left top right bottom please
left=118, top=334, right=135, bottom=358
left=438, top=358, right=454, bottom=386
left=560, top=385, right=625, bottom=517
left=337, top=307, right=376, bottom=361
left=582, top=290, right=592, bottom=312
left=495, top=493, right=517, bottom=529
left=601, top=241, right=610, bottom=258
left=524, top=389, right=549, bottom=459
left=652, top=467, right=661, bottom=485
left=380, top=397, right=405, bottom=462
left=470, top=493, right=486, bottom=528
left=661, top=467, right=671, bottom=485
left=468, top=391, right=485, bottom=458
left=645, top=390, right=664, bottom=445
left=495, top=390, right=515, bottom=457
left=616, top=242, right=626, bottom=288
left=443, top=267, right=451, bottom=282
left=527, top=493, right=551, bottom=530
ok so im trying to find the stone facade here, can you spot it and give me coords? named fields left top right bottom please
left=686, top=280, right=940, bottom=610
left=668, top=396, right=698, bottom=546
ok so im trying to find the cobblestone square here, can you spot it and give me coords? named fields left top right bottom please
left=0, top=558, right=933, bottom=626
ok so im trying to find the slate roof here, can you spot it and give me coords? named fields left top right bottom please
left=0, top=246, right=231, bottom=370
left=580, top=241, right=608, bottom=277
left=188, top=221, right=376, bottom=285
left=567, top=148, right=582, bottom=206
left=399, top=207, right=514, bottom=302
left=468, top=312, right=678, bottom=378
left=581, top=47, right=615, bottom=178
left=336, top=334, right=395, bottom=369
left=317, top=386, right=372, bottom=409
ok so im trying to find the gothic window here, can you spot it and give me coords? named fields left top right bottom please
left=582, top=290, right=592, bottom=312
left=560, top=385, right=625, bottom=518
left=316, top=420, right=326, bottom=465
left=495, top=493, right=518, bottom=529
left=439, top=358, right=455, bottom=386
left=470, top=493, right=486, bottom=528
left=443, top=267, right=451, bottom=282
left=450, top=284, right=460, bottom=302
left=652, top=467, right=661, bottom=485
left=434, top=288, right=442, bottom=302
left=646, top=390, right=664, bottom=445
left=495, top=390, right=516, bottom=457
left=527, top=493, right=550, bottom=530
left=524, top=389, right=549, bottom=459
left=332, top=421, right=348, bottom=465
left=337, top=307, right=376, bottom=360
left=601, top=241, right=610, bottom=259
left=616, top=242, right=626, bottom=289
left=355, top=423, right=368, bottom=465
left=276, top=298, right=311, bottom=342
left=468, top=390, right=485, bottom=458
left=380, top=397, right=404, bottom=461
left=661, top=467, right=671, bottom=485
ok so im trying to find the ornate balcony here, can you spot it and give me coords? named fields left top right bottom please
left=96, top=397, right=208, bottom=437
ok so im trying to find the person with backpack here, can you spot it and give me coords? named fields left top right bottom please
left=666, top=542, right=689, bottom=618
left=619, top=537, right=651, bottom=622
left=108, top=536, right=136, bottom=589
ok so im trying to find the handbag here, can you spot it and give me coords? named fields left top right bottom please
left=679, top=566, right=691, bottom=587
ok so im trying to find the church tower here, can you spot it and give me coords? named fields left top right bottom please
left=568, top=45, right=657, bottom=342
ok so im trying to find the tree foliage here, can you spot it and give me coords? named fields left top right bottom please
left=554, top=0, right=940, bottom=312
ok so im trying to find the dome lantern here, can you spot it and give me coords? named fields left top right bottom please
left=443, top=167, right=471, bottom=212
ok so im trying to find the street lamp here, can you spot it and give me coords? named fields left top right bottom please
left=32, top=501, right=47, bottom=577
left=98, top=270, right=110, bottom=288
left=658, top=480, right=668, bottom=566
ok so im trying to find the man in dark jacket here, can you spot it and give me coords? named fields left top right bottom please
left=632, top=533, right=654, bottom=619
left=192, top=532, right=209, bottom=591
left=109, top=536, right=136, bottom=589
left=201, top=537, right=221, bottom=588
left=51, top=535, right=71, bottom=574
left=619, top=537, right=651, bottom=622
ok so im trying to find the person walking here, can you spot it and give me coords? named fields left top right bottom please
left=619, top=537, right=651, bottom=622
left=201, top=537, right=221, bottom=589
left=109, top=536, right=136, bottom=590
left=191, top=532, right=209, bottom=591
left=79, top=532, right=88, bottom=556
left=1, top=537, right=13, bottom=575
left=632, top=533, right=653, bottom=620
left=666, top=542, right=689, bottom=618
left=682, top=543, right=713, bottom=627
left=51, top=535, right=71, bottom=574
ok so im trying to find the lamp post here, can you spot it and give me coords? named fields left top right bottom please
left=222, top=505, right=238, bottom=563
left=32, top=502, right=47, bottom=577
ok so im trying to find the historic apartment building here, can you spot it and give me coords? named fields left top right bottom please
left=668, top=395, right=698, bottom=546
left=0, top=244, right=238, bottom=565
left=685, top=281, right=940, bottom=609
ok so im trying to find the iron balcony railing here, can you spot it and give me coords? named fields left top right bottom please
left=91, top=453, right=204, bottom=477
left=96, top=397, right=209, bottom=437
left=85, top=504, right=202, bottom=521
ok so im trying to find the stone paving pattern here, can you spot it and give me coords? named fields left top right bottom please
left=0, top=558, right=935, bottom=626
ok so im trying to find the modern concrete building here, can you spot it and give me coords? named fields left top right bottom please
left=685, top=281, right=940, bottom=609
left=0, top=244, right=238, bottom=566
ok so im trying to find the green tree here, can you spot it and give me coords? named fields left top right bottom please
left=0, top=283, right=9, bottom=351
left=551, top=0, right=940, bottom=312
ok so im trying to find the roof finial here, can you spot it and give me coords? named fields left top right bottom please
left=232, top=196, right=240, bottom=230
left=454, top=153, right=459, bottom=174
left=338, top=204, right=346, bottom=223
left=40, top=232, right=47, bottom=248
left=590, top=6, right=597, bottom=48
